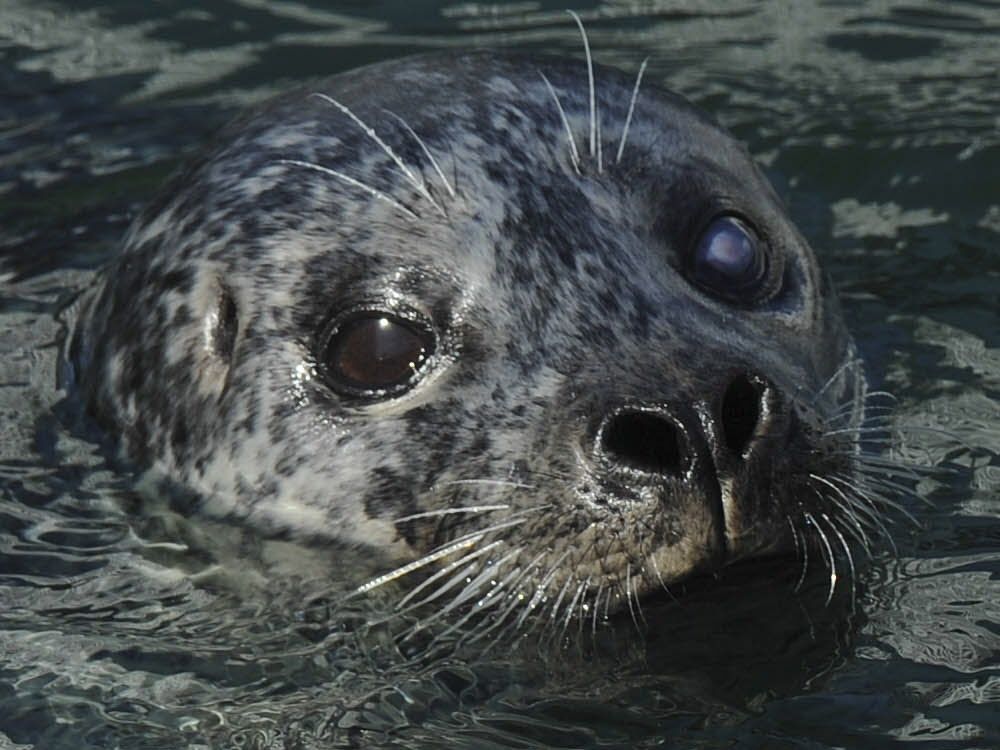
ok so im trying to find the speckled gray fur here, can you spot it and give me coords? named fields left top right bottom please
left=66, top=51, right=865, bottom=613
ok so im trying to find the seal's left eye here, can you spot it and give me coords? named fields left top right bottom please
left=690, top=215, right=768, bottom=301
left=322, top=313, right=433, bottom=395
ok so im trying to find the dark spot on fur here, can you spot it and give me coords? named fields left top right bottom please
left=214, top=287, right=238, bottom=362
left=160, top=268, right=193, bottom=293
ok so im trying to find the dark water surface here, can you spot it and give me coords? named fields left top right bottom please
left=1, top=1, right=998, bottom=748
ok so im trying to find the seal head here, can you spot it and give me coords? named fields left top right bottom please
left=67, top=51, right=866, bottom=615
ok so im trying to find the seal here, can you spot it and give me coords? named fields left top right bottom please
left=65, top=47, right=882, bottom=631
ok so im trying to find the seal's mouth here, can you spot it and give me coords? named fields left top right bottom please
left=372, top=389, right=885, bottom=635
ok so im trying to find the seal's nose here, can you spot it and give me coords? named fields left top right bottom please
left=596, top=372, right=771, bottom=481
left=591, top=370, right=784, bottom=577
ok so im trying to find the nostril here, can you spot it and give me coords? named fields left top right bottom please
left=721, top=374, right=762, bottom=457
left=600, top=409, right=684, bottom=476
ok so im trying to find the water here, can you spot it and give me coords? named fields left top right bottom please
left=1, top=1, right=997, bottom=748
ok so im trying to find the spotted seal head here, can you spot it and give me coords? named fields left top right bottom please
left=66, top=49, right=875, bottom=619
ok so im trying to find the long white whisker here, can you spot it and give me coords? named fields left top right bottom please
left=812, top=473, right=888, bottom=551
left=467, top=571, right=538, bottom=651
left=853, top=478, right=921, bottom=525
left=809, top=473, right=879, bottom=527
left=857, top=454, right=940, bottom=480
left=805, top=512, right=838, bottom=606
left=560, top=577, right=589, bottom=642
left=591, top=584, right=605, bottom=638
left=275, top=159, right=417, bottom=219
left=494, top=548, right=549, bottom=633
left=567, top=10, right=597, bottom=160
left=392, top=505, right=509, bottom=523
left=596, top=107, right=603, bottom=172
left=431, top=547, right=522, bottom=620
left=310, top=93, right=445, bottom=216
left=822, top=512, right=856, bottom=605
left=648, top=553, right=676, bottom=601
left=543, top=574, right=576, bottom=646
left=437, top=512, right=535, bottom=550
left=812, top=484, right=874, bottom=556
left=382, top=108, right=457, bottom=199
left=539, top=72, right=581, bottom=173
left=396, top=540, right=503, bottom=610
left=352, top=534, right=482, bottom=596
left=516, top=547, right=573, bottom=629
left=428, top=560, right=522, bottom=645
left=616, top=57, right=647, bottom=164
left=823, top=425, right=896, bottom=438
left=825, top=475, right=898, bottom=555
left=788, top=516, right=808, bottom=591
left=624, top=563, right=640, bottom=633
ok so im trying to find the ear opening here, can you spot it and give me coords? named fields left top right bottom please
left=213, top=286, right=238, bottom=363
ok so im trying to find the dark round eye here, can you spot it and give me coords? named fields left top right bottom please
left=322, top=312, right=434, bottom=395
left=691, top=215, right=767, bottom=300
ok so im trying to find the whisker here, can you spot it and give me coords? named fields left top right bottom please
left=392, top=504, right=509, bottom=523
left=382, top=108, right=457, bottom=199
left=809, top=473, right=880, bottom=528
left=788, top=516, right=809, bottom=592
left=438, top=511, right=537, bottom=550
left=544, top=572, right=576, bottom=639
left=488, top=548, right=550, bottom=640
left=567, top=10, right=597, bottom=162
left=822, top=512, right=856, bottom=605
left=827, top=404, right=895, bottom=425
left=823, top=425, right=897, bottom=439
left=466, top=568, right=538, bottom=652
left=352, top=534, right=482, bottom=596
left=596, top=105, right=603, bottom=172
left=429, top=563, right=521, bottom=646
left=854, top=454, right=934, bottom=482
left=828, top=476, right=899, bottom=556
left=616, top=57, right=648, bottom=164
left=356, top=508, right=541, bottom=598
left=419, top=546, right=523, bottom=634
left=591, top=584, right=605, bottom=638
left=648, top=553, right=676, bottom=601
left=396, top=540, right=503, bottom=610
left=811, top=356, right=863, bottom=404
left=623, top=563, right=640, bottom=634
left=310, top=93, right=445, bottom=216
left=275, top=159, right=417, bottom=219
left=560, top=577, right=589, bottom=643
left=515, top=547, right=573, bottom=630
left=853, top=478, right=921, bottom=524
left=805, top=512, right=838, bottom=605
left=806, top=478, right=874, bottom=556
left=539, top=72, right=581, bottom=173
left=460, top=560, right=525, bottom=635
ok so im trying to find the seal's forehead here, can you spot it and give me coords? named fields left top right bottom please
left=234, top=51, right=747, bottom=178
left=172, top=50, right=793, bottom=295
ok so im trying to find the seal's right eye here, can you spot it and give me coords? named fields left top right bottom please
left=321, top=312, right=434, bottom=397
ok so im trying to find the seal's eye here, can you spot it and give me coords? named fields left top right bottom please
left=691, top=215, right=768, bottom=301
left=321, top=312, right=433, bottom=396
